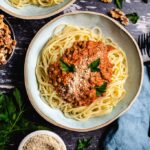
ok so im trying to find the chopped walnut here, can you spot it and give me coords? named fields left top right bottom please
left=110, top=9, right=125, bottom=19
left=101, top=0, right=112, bottom=3
left=109, top=8, right=129, bottom=26
left=0, top=15, right=16, bottom=65
left=121, top=16, right=129, bottom=26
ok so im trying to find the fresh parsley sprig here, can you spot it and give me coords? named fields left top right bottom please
left=88, top=58, right=100, bottom=72
left=60, top=59, right=76, bottom=72
left=76, top=137, right=92, bottom=150
left=0, top=89, right=50, bottom=150
left=95, top=82, right=107, bottom=96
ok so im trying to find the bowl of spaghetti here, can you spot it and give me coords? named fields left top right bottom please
left=25, top=12, right=143, bottom=132
left=0, top=0, right=75, bottom=19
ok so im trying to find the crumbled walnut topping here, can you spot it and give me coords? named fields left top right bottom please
left=121, top=15, right=129, bottom=26
left=101, top=0, right=112, bottom=3
left=0, top=15, right=16, bottom=65
left=109, top=9, right=129, bottom=26
left=110, top=9, right=125, bottom=19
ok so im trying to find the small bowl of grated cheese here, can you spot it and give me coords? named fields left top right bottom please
left=18, top=130, right=67, bottom=150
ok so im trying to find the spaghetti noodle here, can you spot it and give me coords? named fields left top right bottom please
left=8, top=0, right=64, bottom=8
left=36, top=24, right=128, bottom=121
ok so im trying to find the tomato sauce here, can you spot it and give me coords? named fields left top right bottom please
left=49, top=41, right=113, bottom=107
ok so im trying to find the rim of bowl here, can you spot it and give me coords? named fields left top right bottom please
left=0, top=18, right=16, bottom=68
left=0, top=0, right=76, bottom=20
left=24, top=11, right=144, bottom=132
left=18, top=130, right=67, bottom=150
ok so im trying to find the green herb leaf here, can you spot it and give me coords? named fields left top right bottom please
left=13, top=88, right=22, bottom=110
left=0, top=93, right=4, bottom=105
left=115, top=0, right=124, bottom=9
left=76, top=137, right=92, bottom=150
left=126, top=13, right=139, bottom=24
left=6, top=96, right=16, bottom=117
left=95, top=82, right=107, bottom=96
left=88, top=58, right=100, bottom=72
left=0, top=114, right=9, bottom=122
left=60, top=59, right=75, bottom=72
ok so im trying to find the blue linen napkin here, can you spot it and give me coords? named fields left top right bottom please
left=103, top=67, right=150, bottom=150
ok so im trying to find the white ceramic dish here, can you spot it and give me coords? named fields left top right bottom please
left=0, top=0, right=75, bottom=19
left=18, top=130, right=66, bottom=150
left=24, top=11, right=143, bottom=132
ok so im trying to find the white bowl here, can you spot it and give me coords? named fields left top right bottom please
left=24, top=11, right=143, bottom=132
left=18, top=130, right=66, bottom=150
left=0, top=0, right=75, bottom=19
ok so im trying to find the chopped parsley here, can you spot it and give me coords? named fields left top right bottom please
left=95, top=82, right=107, bottom=96
left=88, top=58, right=100, bottom=72
left=60, top=59, right=75, bottom=72
left=126, top=13, right=140, bottom=24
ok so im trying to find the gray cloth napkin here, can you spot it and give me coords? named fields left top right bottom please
left=104, top=67, right=150, bottom=150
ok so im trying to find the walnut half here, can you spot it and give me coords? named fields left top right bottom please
left=109, top=9, right=129, bottom=26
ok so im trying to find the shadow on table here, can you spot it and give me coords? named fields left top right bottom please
left=98, top=120, right=118, bottom=150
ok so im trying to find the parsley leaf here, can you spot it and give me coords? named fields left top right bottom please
left=88, top=58, right=100, bottom=72
left=76, top=137, right=92, bottom=150
left=13, top=88, right=22, bottom=110
left=0, top=114, right=9, bottom=122
left=60, top=59, right=75, bottom=72
left=6, top=96, right=16, bottom=119
left=126, top=13, right=139, bottom=24
left=0, top=93, right=4, bottom=104
left=115, top=0, right=124, bottom=9
left=95, top=82, right=107, bottom=96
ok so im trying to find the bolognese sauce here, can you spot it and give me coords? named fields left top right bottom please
left=49, top=41, right=113, bottom=107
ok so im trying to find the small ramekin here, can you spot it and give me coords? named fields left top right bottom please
left=18, top=130, right=67, bottom=150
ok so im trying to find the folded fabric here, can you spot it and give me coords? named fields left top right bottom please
left=103, top=67, right=150, bottom=150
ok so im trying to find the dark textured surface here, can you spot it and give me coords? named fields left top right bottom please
left=0, top=0, right=150, bottom=149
